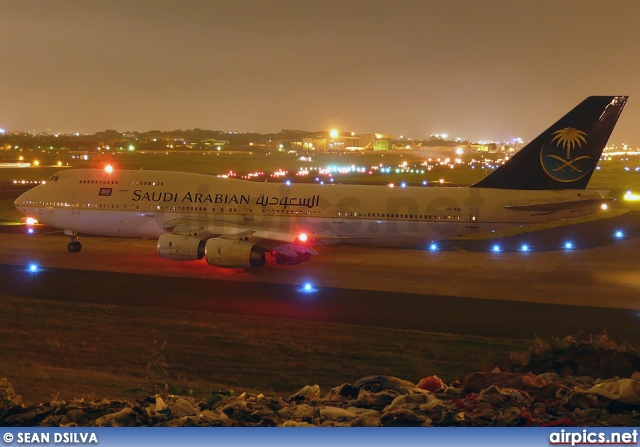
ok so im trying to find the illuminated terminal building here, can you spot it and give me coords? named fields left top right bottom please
left=291, top=131, right=393, bottom=152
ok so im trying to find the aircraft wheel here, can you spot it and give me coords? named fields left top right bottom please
left=68, top=241, right=82, bottom=253
left=275, top=254, right=288, bottom=265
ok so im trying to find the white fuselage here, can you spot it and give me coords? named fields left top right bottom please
left=15, top=169, right=605, bottom=247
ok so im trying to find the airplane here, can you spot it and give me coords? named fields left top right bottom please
left=15, top=96, right=627, bottom=268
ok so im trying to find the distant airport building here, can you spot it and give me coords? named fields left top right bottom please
left=301, top=131, right=392, bottom=152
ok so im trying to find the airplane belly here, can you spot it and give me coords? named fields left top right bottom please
left=39, top=209, right=165, bottom=238
left=313, top=218, right=467, bottom=247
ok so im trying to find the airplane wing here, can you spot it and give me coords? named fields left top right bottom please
left=162, top=217, right=318, bottom=256
left=503, top=198, right=606, bottom=212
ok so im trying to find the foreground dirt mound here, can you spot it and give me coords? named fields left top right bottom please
left=2, top=372, right=639, bottom=427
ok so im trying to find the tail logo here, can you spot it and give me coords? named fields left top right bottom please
left=540, top=127, right=592, bottom=183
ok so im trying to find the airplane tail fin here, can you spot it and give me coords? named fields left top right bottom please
left=471, top=96, right=627, bottom=190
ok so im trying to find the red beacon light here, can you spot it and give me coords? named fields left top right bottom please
left=295, top=233, right=309, bottom=245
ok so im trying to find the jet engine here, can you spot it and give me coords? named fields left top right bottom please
left=157, top=234, right=206, bottom=261
left=205, top=238, right=266, bottom=268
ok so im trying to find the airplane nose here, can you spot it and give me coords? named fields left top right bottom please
left=14, top=189, right=30, bottom=212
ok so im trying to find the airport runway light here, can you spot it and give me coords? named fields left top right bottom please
left=564, top=241, right=573, bottom=250
left=615, top=230, right=624, bottom=238
left=492, top=244, right=501, bottom=252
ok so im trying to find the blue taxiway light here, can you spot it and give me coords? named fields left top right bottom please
left=28, top=228, right=34, bottom=234
left=520, top=244, right=529, bottom=252
left=429, top=243, right=438, bottom=251
left=564, top=242, right=574, bottom=250
left=285, top=180, right=291, bottom=186
left=492, top=245, right=501, bottom=252
left=400, top=182, right=407, bottom=188
left=615, top=230, right=624, bottom=238
left=300, top=282, right=317, bottom=293
left=28, top=264, right=39, bottom=273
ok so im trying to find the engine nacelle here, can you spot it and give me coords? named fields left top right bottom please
left=205, top=238, right=266, bottom=268
left=157, top=234, right=206, bottom=261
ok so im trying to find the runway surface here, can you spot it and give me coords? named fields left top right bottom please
left=1, top=208, right=640, bottom=342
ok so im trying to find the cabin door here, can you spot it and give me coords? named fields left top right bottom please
left=118, top=172, right=133, bottom=191
left=466, top=208, right=478, bottom=228
left=333, top=204, right=344, bottom=223
left=72, top=196, right=81, bottom=215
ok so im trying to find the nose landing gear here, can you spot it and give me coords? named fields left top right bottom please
left=66, top=231, right=82, bottom=253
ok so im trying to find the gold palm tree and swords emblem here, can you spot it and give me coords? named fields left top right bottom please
left=540, top=127, right=591, bottom=182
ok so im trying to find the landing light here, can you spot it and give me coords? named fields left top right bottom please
left=624, top=191, right=640, bottom=201
left=601, top=203, right=608, bottom=211
left=297, top=233, right=308, bottom=243
left=26, top=217, right=38, bottom=226
left=105, top=165, right=114, bottom=174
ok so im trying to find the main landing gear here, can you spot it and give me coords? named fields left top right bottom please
left=273, top=252, right=311, bottom=265
left=66, top=232, right=82, bottom=253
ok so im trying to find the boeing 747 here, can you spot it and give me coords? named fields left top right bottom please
left=15, top=96, right=627, bottom=268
